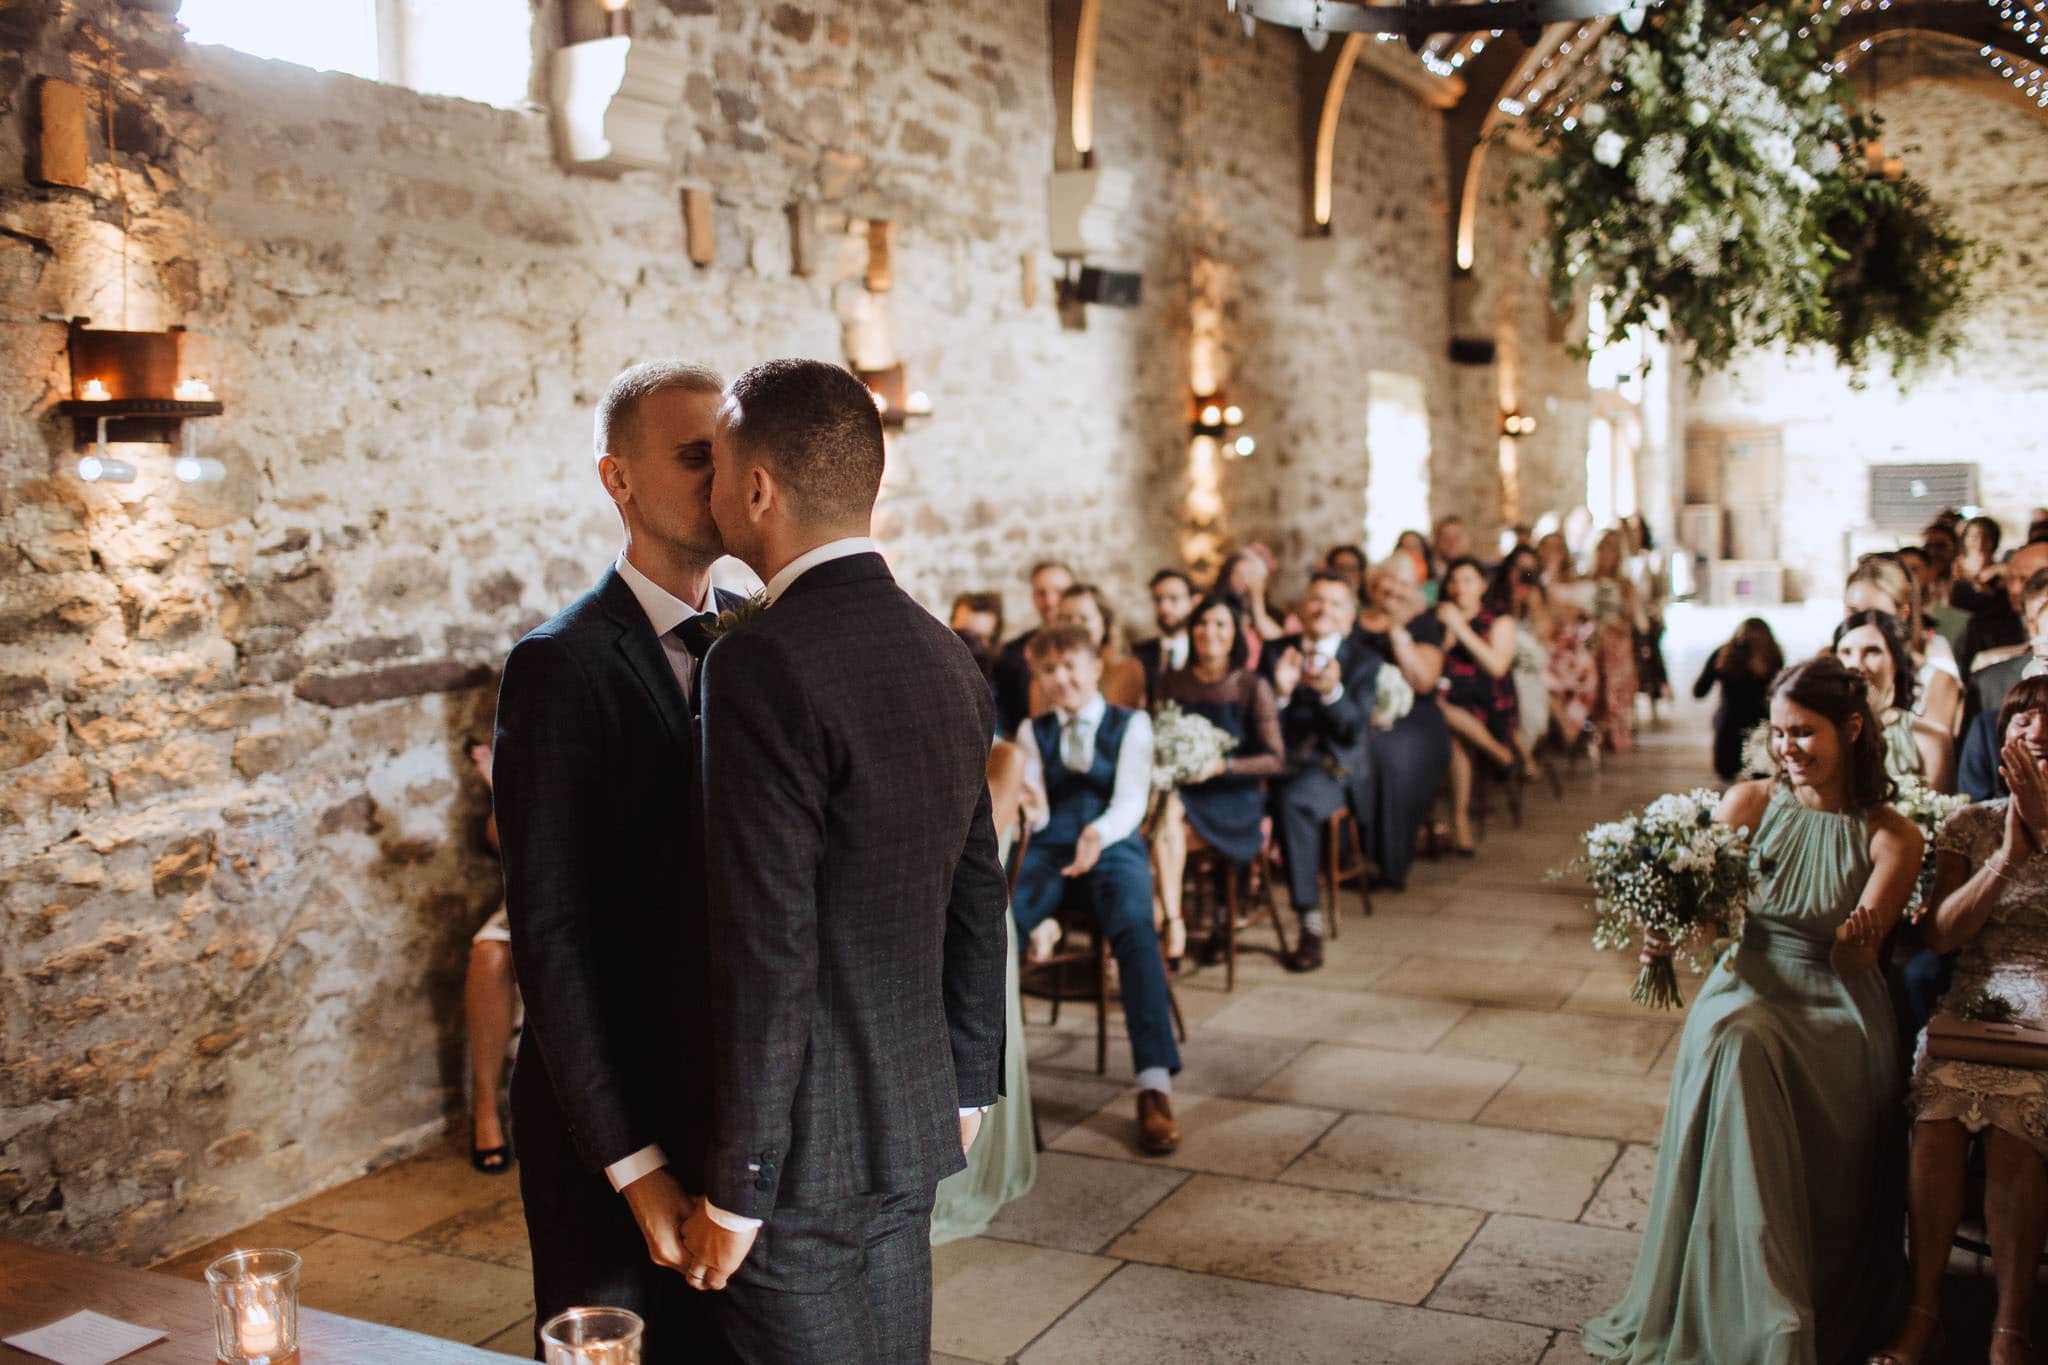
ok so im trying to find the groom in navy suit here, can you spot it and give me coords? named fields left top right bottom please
left=493, top=360, right=744, bottom=1360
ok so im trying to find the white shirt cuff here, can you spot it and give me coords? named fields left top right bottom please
left=959, top=1105, right=992, bottom=1116
left=703, top=1200, right=765, bottom=1232
left=1320, top=684, right=1345, bottom=705
left=604, top=1143, right=667, bottom=1192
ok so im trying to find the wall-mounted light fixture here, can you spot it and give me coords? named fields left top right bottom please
left=1191, top=391, right=1256, bottom=457
left=856, top=363, right=932, bottom=430
left=58, top=318, right=224, bottom=483
left=1501, top=410, right=1537, bottom=437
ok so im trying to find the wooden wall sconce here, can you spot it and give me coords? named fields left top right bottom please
left=58, top=319, right=225, bottom=483
left=856, top=363, right=931, bottom=429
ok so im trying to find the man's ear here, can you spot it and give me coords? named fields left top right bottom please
left=749, top=463, right=776, bottom=517
left=598, top=453, right=630, bottom=507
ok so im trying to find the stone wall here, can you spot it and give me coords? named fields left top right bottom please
left=0, top=0, right=1562, bottom=1261
left=1688, top=80, right=2048, bottom=599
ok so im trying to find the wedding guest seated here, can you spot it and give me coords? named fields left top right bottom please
left=1163, top=595, right=1286, bottom=972
left=1324, top=543, right=1367, bottom=598
left=1432, top=515, right=1471, bottom=568
left=1959, top=540, right=2048, bottom=680
left=1013, top=625, right=1183, bottom=1155
left=1492, top=548, right=1555, bottom=774
left=949, top=591, right=1004, bottom=655
left=465, top=740, right=518, bottom=1175
left=1132, top=569, right=1196, bottom=707
left=1693, top=618, right=1783, bottom=784
left=1220, top=546, right=1288, bottom=662
left=1951, top=514, right=2008, bottom=619
left=1958, top=569, right=2048, bottom=801
left=1262, top=571, right=1381, bottom=971
left=993, top=559, right=1075, bottom=736
left=1031, top=582, right=1145, bottom=712
left=1355, top=553, right=1451, bottom=889
left=1872, top=676, right=2048, bottom=1365
left=1395, top=528, right=1438, bottom=601
left=1847, top=555, right=1963, bottom=736
left=1834, top=609, right=1955, bottom=790
left=1436, top=556, right=1520, bottom=855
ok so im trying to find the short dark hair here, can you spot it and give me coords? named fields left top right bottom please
left=1305, top=568, right=1355, bottom=599
left=1058, top=582, right=1118, bottom=649
left=1961, top=514, right=2002, bottom=559
left=1025, top=622, right=1096, bottom=666
left=1768, top=656, right=1896, bottom=812
left=950, top=591, right=1004, bottom=641
left=720, top=359, right=885, bottom=524
left=1030, top=560, right=1074, bottom=583
left=1438, top=555, right=1486, bottom=602
left=594, top=360, right=724, bottom=458
left=1997, top=675, right=2048, bottom=751
left=1832, top=609, right=1919, bottom=712
left=1150, top=568, right=1196, bottom=594
left=1186, top=594, right=1250, bottom=671
left=1324, top=544, right=1365, bottom=570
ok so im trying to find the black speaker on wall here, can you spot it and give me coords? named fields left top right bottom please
left=1449, top=336, right=1497, bottom=366
left=1075, top=266, right=1143, bottom=308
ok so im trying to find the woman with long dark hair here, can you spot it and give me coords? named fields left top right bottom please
left=1694, top=617, right=1783, bottom=783
left=1833, top=609, right=1955, bottom=791
left=1587, top=656, right=1922, bottom=1364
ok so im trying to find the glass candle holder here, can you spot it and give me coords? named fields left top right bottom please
left=203, top=1249, right=301, bottom=1365
left=540, top=1306, right=644, bottom=1365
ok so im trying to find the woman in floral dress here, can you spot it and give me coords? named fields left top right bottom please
left=1871, top=675, right=2048, bottom=1365
left=1541, top=533, right=1600, bottom=760
left=1588, top=529, right=1645, bottom=754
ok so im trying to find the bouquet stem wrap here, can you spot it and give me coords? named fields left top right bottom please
left=1634, top=928, right=1682, bottom=1009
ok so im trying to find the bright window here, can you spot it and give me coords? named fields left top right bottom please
left=178, top=0, right=532, bottom=109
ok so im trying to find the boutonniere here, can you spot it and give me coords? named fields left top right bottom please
left=703, top=592, right=770, bottom=641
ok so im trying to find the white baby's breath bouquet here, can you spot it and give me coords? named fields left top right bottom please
left=1371, top=670, right=1415, bottom=730
left=1889, top=775, right=1968, bottom=922
left=1558, top=788, right=1754, bottom=1008
left=1149, top=702, right=1238, bottom=791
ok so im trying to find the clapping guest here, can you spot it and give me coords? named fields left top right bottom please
left=1132, top=569, right=1197, bottom=707
left=1961, top=541, right=2048, bottom=681
left=1694, top=618, right=1783, bottom=783
left=1220, top=547, right=1287, bottom=662
left=1872, top=677, right=2048, bottom=1365
left=1355, top=553, right=1451, bottom=889
left=1958, top=568, right=2048, bottom=801
left=1437, top=557, right=1520, bottom=855
left=1262, top=573, right=1382, bottom=972
left=1834, top=609, right=1955, bottom=790
left=1013, top=625, right=1183, bottom=1155
left=1166, top=596, right=1286, bottom=973
left=993, top=560, right=1075, bottom=736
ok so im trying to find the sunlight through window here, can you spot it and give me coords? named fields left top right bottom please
left=178, top=0, right=379, bottom=81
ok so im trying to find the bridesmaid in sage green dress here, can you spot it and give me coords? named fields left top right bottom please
left=1586, top=657, right=1924, bottom=1365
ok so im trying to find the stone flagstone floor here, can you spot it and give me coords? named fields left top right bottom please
left=153, top=706, right=2037, bottom=1362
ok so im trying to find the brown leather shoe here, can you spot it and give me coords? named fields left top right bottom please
left=1137, top=1089, right=1180, bottom=1155
left=1287, top=929, right=1325, bottom=973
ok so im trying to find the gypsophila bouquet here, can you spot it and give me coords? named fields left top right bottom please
left=1557, top=788, right=1754, bottom=1008
left=1372, top=669, right=1415, bottom=730
left=1149, top=702, right=1238, bottom=792
left=1890, top=775, right=1968, bottom=922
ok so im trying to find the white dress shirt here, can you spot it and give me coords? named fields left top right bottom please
left=1162, top=633, right=1189, bottom=673
left=1017, top=693, right=1155, bottom=847
left=763, top=536, right=880, bottom=606
left=614, top=552, right=712, bottom=704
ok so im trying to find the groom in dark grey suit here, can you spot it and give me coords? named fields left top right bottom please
left=493, top=360, right=743, bottom=1361
left=678, top=359, right=1010, bottom=1362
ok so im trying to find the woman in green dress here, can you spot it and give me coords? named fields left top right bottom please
left=930, top=738, right=1039, bottom=1243
left=1585, top=656, right=1924, bottom=1365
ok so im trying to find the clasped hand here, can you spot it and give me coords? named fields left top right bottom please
left=1999, top=736, right=2048, bottom=855
left=1830, top=904, right=1882, bottom=976
left=622, top=1168, right=755, bottom=1292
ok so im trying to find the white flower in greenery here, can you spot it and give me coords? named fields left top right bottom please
left=1669, top=222, right=1700, bottom=256
left=1802, top=70, right=1832, bottom=97
left=1808, top=142, right=1842, bottom=174
left=1633, top=132, right=1687, bottom=206
left=1600, top=34, right=1628, bottom=70
left=1688, top=100, right=1711, bottom=127
left=1583, top=104, right=1609, bottom=128
left=1786, top=166, right=1818, bottom=197
left=1594, top=130, right=1628, bottom=167
left=1757, top=131, right=1797, bottom=174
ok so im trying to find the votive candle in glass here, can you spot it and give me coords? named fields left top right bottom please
left=540, top=1306, right=644, bottom=1365
left=203, top=1248, right=301, bottom=1364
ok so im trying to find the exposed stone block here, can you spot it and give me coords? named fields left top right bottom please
left=220, top=568, right=335, bottom=646
left=316, top=794, right=381, bottom=837
left=232, top=731, right=315, bottom=779
left=194, top=1028, right=246, bottom=1057
left=769, top=5, right=817, bottom=41
left=467, top=571, right=523, bottom=614
left=204, top=1130, right=261, bottom=1167
left=152, top=835, right=217, bottom=897
left=293, top=660, right=494, bottom=708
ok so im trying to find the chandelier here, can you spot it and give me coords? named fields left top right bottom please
left=1229, top=0, right=1652, bottom=47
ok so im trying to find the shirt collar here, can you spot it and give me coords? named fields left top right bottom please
left=1311, top=633, right=1345, bottom=656
left=763, top=537, right=879, bottom=606
left=1059, top=693, right=1107, bottom=728
left=616, top=552, right=709, bottom=637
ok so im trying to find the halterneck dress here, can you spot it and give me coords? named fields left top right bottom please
left=1584, top=785, right=1904, bottom=1365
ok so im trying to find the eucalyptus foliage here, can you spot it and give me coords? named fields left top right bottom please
left=1521, top=0, right=1985, bottom=378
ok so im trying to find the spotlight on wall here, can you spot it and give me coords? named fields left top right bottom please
left=1190, top=393, right=1246, bottom=438
left=1501, top=410, right=1538, bottom=437
left=1231, top=434, right=1257, bottom=458
left=77, top=454, right=137, bottom=483
left=60, top=319, right=225, bottom=484
left=175, top=456, right=228, bottom=484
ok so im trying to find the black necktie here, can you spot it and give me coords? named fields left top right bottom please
left=673, top=612, right=718, bottom=661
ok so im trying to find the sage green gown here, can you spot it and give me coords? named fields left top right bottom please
left=929, top=905, right=1036, bottom=1243
left=1881, top=712, right=1922, bottom=782
left=1584, top=786, right=1904, bottom=1365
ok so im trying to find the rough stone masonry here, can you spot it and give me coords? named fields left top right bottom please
left=0, top=0, right=1583, bottom=1262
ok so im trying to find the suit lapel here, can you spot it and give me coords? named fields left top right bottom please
left=598, top=570, right=691, bottom=754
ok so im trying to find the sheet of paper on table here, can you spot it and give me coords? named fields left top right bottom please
left=2, top=1309, right=168, bottom=1365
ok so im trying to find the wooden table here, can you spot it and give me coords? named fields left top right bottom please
left=1, top=1239, right=513, bottom=1362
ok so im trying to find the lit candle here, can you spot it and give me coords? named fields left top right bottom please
left=237, top=1300, right=281, bottom=1356
left=176, top=378, right=216, bottom=401
left=80, top=378, right=110, bottom=401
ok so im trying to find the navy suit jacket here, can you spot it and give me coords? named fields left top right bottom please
left=1259, top=629, right=1382, bottom=783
